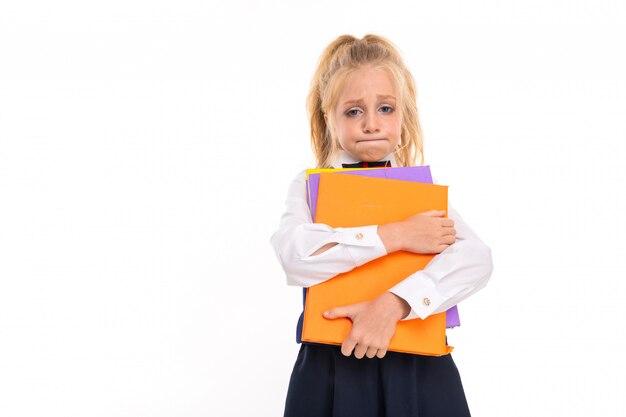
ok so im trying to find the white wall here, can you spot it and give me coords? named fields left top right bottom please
left=1, top=1, right=625, bottom=416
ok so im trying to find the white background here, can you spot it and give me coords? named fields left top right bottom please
left=1, top=1, right=625, bottom=416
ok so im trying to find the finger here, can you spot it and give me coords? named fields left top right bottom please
left=341, top=337, right=357, bottom=357
left=323, top=305, right=353, bottom=320
left=442, top=218, right=455, bottom=227
left=421, top=209, right=446, bottom=217
left=365, top=346, right=379, bottom=359
left=441, top=227, right=456, bottom=236
left=376, top=348, right=388, bottom=359
left=437, top=244, right=451, bottom=253
left=442, top=235, right=456, bottom=245
left=353, top=343, right=368, bottom=359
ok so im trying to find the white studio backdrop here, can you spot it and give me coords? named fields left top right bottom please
left=1, top=1, right=625, bottom=416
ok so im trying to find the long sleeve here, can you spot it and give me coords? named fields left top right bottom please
left=388, top=205, right=493, bottom=320
left=270, top=170, right=387, bottom=287
left=270, top=168, right=493, bottom=320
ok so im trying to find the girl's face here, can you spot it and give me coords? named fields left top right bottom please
left=330, top=65, right=401, bottom=162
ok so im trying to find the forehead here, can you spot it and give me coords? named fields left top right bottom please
left=337, top=66, right=397, bottom=101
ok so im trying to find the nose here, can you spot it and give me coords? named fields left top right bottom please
left=362, top=112, right=379, bottom=133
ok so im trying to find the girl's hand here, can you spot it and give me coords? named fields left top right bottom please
left=378, top=210, right=456, bottom=254
left=323, top=292, right=411, bottom=359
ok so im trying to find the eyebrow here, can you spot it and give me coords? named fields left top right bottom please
left=342, top=94, right=397, bottom=107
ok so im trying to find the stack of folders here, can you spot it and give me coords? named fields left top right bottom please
left=302, top=166, right=457, bottom=356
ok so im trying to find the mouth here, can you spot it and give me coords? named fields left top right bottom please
left=356, top=138, right=387, bottom=143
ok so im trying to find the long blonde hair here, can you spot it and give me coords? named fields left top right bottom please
left=307, top=34, right=424, bottom=168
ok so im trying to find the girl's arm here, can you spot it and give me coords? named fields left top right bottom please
left=270, top=170, right=387, bottom=286
left=388, top=205, right=493, bottom=320
left=271, top=169, right=492, bottom=359
left=271, top=170, right=492, bottom=317
left=323, top=205, right=492, bottom=359
left=270, top=171, right=451, bottom=285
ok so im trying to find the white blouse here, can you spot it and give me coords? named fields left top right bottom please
left=270, top=151, right=493, bottom=320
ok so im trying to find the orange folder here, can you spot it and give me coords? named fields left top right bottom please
left=301, top=173, right=453, bottom=356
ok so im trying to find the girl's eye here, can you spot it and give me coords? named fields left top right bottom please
left=379, top=105, right=394, bottom=113
left=346, top=108, right=362, bottom=117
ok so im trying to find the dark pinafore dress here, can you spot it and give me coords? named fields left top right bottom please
left=283, top=160, right=472, bottom=417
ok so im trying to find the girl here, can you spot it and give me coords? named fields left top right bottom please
left=270, top=34, right=493, bottom=417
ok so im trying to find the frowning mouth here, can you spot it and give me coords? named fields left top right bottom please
left=356, top=138, right=387, bottom=143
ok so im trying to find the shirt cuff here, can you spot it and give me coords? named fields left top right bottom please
left=388, top=271, right=447, bottom=320
left=335, top=225, right=387, bottom=266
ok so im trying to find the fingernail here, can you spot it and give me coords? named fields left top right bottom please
left=323, top=311, right=329, bottom=317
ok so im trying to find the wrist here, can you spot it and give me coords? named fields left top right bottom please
left=377, top=222, right=404, bottom=253
left=379, top=292, right=411, bottom=321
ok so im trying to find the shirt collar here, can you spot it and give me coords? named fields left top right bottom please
left=330, top=150, right=398, bottom=169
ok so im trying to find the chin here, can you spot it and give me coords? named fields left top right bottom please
left=357, top=149, right=390, bottom=162
left=354, top=141, right=392, bottom=158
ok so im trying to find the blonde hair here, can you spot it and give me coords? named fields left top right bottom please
left=307, top=34, right=424, bottom=168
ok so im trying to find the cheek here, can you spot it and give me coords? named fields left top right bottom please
left=390, top=117, right=402, bottom=138
left=337, top=120, right=355, bottom=140
left=328, top=118, right=342, bottom=142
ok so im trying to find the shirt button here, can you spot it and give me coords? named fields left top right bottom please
left=355, top=232, right=364, bottom=240
left=423, top=297, right=431, bottom=306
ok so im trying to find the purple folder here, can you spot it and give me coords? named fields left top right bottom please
left=306, top=166, right=460, bottom=328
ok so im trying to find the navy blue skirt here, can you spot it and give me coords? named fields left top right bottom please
left=284, top=343, right=471, bottom=417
